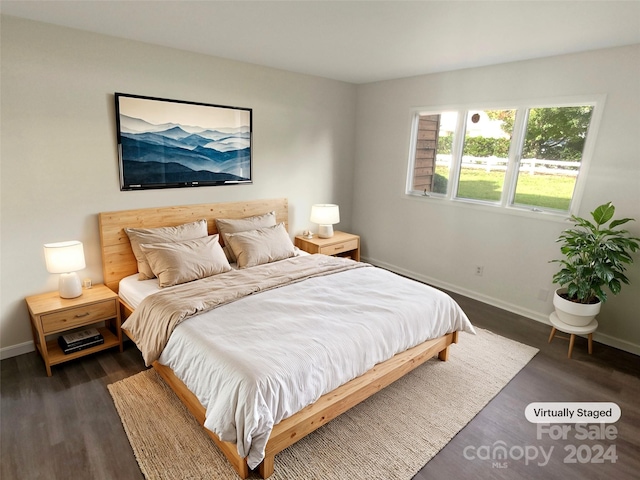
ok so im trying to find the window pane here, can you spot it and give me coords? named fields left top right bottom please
left=513, top=106, right=593, bottom=211
left=412, top=112, right=457, bottom=195
left=456, top=110, right=515, bottom=202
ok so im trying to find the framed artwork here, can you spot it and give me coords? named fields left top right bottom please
left=115, top=93, right=252, bottom=190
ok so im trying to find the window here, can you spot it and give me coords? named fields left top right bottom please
left=407, top=99, right=600, bottom=215
left=411, top=112, right=457, bottom=195
left=457, top=109, right=516, bottom=202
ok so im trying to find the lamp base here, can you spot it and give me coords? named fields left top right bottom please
left=317, top=224, right=334, bottom=239
left=59, top=272, right=82, bottom=298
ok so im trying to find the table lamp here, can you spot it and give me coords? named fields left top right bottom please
left=43, top=240, right=86, bottom=298
left=310, top=204, right=340, bottom=238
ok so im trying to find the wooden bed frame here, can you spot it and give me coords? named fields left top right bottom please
left=98, top=198, right=459, bottom=479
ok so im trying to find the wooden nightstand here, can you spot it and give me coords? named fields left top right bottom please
left=26, top=284, right=123, bottom=376
left=295, top=231, right=360, bottom=261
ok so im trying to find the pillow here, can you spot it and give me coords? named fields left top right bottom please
left=215, top=211, right=277, bottom=263
left=225, top=223, right=295, bottom=269
left=125, top=219, right=208, bottom=280
left=140, top=235, right=231, bottom=287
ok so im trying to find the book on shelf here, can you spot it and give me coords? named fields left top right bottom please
left=58, top=328, right=104, bottom=353
left=58, top=336, right=105, bottom=355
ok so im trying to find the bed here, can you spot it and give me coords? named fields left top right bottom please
left=99, top=198, right=474, bottom=478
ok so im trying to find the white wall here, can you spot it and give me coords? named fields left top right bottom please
left=352, top=45, right=640, bottom=354
left=0, top=16, right=356, bottom=355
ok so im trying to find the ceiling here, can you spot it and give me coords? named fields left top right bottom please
left=2, top=1, right=639, bottom=84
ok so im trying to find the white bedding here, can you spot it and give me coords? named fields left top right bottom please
left=119, top=274, right=165, bottom=309
left=122, top=259, right=474, bottom=468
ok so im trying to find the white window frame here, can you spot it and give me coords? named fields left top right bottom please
left=405, top=95, right=606, bottom=219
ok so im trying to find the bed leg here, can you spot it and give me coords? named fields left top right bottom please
left=258, top=455, right=275, bottom=479
left=236, top=461, right=249, bottom=479
left=438, top=345, right=450, bottom=361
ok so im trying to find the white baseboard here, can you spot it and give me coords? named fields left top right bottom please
left=590, top=331, right=640, bottom=356
left=363, top=256, right=640, bottom=356
left=1, top=341, right=35, bottom=360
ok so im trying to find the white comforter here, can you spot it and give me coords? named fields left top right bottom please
left=153, top=262, right=474, bottom=468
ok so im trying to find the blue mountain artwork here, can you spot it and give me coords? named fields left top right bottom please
left=118, top=114, right=251, bottom=188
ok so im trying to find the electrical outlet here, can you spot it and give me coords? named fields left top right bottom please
left=475, top=265, right=484, bottom=276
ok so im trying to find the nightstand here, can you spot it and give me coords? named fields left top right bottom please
left=295, top=231, right=360, bottom=261
left=26, top=284, right=123, bottom=376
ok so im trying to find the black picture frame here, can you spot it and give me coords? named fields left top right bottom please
left=115, top=93, right=252, bottom=190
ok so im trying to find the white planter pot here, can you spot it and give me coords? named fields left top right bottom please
left=553, top=288, right=601, bottom=327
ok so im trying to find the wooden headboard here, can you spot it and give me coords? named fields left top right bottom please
left=99, top=198, right=288, bottom=292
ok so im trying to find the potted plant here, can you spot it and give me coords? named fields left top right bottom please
left=551, top=201, right=640, bottom=326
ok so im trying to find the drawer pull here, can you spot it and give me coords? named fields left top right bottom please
left=335, top=245, right=344, bottom=250
left=75, top=312, right=91, bottom=318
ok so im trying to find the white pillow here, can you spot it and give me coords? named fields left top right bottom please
left=140, top=235, right=231, bottom=287
left=225, top=223, right=295, bottom=269
left=125, top=219, right=208, bottom=280
left=215, top=211, right=276, bottom=263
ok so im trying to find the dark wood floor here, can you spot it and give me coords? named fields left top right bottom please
left=2, top=292, right=639, bottom=480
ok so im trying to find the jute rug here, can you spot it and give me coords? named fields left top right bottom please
left=108, top=328, right=538, bottom=479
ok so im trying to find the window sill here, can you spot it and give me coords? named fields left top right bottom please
left=403, top=192, right=572, bottom=224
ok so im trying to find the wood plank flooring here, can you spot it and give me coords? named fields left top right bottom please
left=1, top=291, right=638, bottom=479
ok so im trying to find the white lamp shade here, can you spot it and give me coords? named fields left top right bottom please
left=310, top=204, right=340, bottom=238
left=44, top=241, right=86, bottom=273
left=43, top=241, right=85, bottom=299
left=310, top=204, right=340, bottom=225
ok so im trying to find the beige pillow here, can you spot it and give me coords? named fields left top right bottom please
left=215, top=211, right=276, bottom=263
left=125, top=219, right=208, bottom=280
left=226, top=223, right=295, bottom=269
left=140, top=235, right=231, bottom=287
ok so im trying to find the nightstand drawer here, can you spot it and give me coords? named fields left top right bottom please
left=319, top=238, right=359, bottom=256
left=41, top=300, right=117, bottom=334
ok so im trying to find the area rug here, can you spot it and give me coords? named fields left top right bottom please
left=108, top=328, right=538, bottom=479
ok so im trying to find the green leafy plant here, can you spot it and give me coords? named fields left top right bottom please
left=551, top=202, right=640, bottom=304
